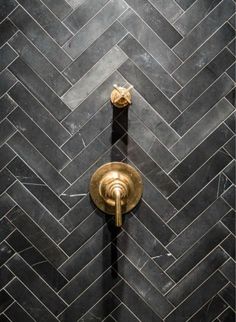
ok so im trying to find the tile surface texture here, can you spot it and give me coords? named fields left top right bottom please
left=0, top=0, right=235, bottom=321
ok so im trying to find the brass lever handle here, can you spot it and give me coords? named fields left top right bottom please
left=114, top=189, right=122, bottom=227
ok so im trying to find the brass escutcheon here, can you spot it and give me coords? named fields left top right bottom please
left=89, top=162, right=143, bottom=227
left=110, top=84, right=133, bottom=108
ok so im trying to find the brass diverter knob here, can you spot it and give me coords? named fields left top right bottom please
left=89, top=162, right=143, bottom=227
left=110, top=84, right=133, bottom=108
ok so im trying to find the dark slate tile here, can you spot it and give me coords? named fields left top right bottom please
left=222, top=185, right=236, bottom=209
left=6, top=229, right=30, bottom=252
left=17, top=0, right=72, bottom=45
left=172, top=49, right=235, bottom=111
left=116, top=135, right=178, bottom=197
left=226, top=90, right=236, bottom=109
left=64, top=21, right=127, bottom=84
left=6, top=279, right=58, bottom=322
left=0, top=315, right=11, bottom=322
left=0, top=290, right=13, bottom=314
left=166, top=271, right=227, bottom=322
left=167, top=248, right=229, bottom=306
left=0, top=145, right=15, bottom=171
left=119, top=60, right=180, bottom=124
left=64, top=0, right=109, bottom=33
left=175, top=0, right=197, bottom=10
left=218, top=307, right=235, bottom=322
left=0, top=94, right=16, bottom=122
left=170, top=124, right=234, bottom=185
left=217, top=174, right=232, bottom=196
left=111, top=303, right=139, bottom=322
left=59, top=244, right=121, bottom=304
left=66, top=0, right=87, bottom=8
left=125, top=0, right=182, bottom=48
left=0, top=242, right=14, bottom=267
left=221, top=234, right=235, bottom=259
left=58, top=268, right=120, bottom=322
left=0, top=168, right=15, bottom=195
left=8, top=107, right=70, bottom=171
left=8, top=132, right=69, bottom=194
left=228, top=38, right=236, bottom=55
left=0, top=69, right=16, bottom=97
left=6, top=254, right=67, bottom=316
left=172, top=74, right=234, bottom=136
left=173, top=0, right=235, bottom=60
left=220, top=259, right=235, bottom=285
left=0, top=44, right=17, bottom=73
left=118, top=34, right=181, bottom=99
left=7, top=182, right=68, bottom=243
left=0, top=217, right=14, bottom=243
left=0, top=193, right=15, bottom=219
left=25, top=184, right=69, bottom=220
left=0, top=19, right=17, bottom=47
left=123, top=215, right=175, bottom=269
left=228, top=13, right=236, bottom=29
left=9, top=83, right=71, bottom=147
left=40, top=0, right=72, bottom=20
left=6, top=206, right=67, bottom=267
left=224, top=136, right=235, bottom=158
left=5, top=302, right=35, bottom=322
left=0, top=119, right=15, bottom=147
left=59, top=222, right=119, bottom=279
left=189, top=295, right=228, bottom=322
left=222, top=209, right=235, bottom=235
left=9, top=32, right=71, bottom=96
left=166, top=223, right=230, bottom=281
left=0, top=266, right=13, bottom=289
left=220, top=283, right=235, bottom=309
left=113, top=280, right=162, bottom=322
left=173, top=24, right=235, bottom=86
left=169, top=149, right=232, bottom=209
left=63, top=0, right=128, bottom=59
left=174, top=0, right=222, bottom=35
left=227, top=62, right=236, bottom=81
left=148, top=0, right=183, bottom=23
left=0, top=0, right=17, bottom=23
left=170, top=99, right=235, bottom=160
left=9, top=6, right=72, bottom=71
left=9, top=58, right=70, bottom=121
left=118, top=9, right=181, bottom=74
left=104, top=316, right=117, bottom=322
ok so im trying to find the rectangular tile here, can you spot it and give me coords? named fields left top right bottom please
left=0, top=69, right=17, bottom=97
left=0, top=44, right=17, bottom=73
left=148, top=0, right=183, bottom=23
left=174, top=0, right=196, bottom=10
left=6, top=206, right=67, bottom=267
left=0, top=266, right=13, bottom=290
left=40, top=0, right=72, bottom=20
left=119, top=9, right=181, bottom=73
left=0, top=193, right=15, bottom=219
left=0, top=119, right=16, bottom=146
left=170, top=99, right=235, bottom=160
left=0, top=290, right=13, bottom=314
left=0, top=168, right=15, bottom=195
left=17, top=0, right=72, bottom=45
left=7, top=182, right=68, bottom=243
left=5, top=302, right=35, bottom=322
left=172, top=49, right=235, bottom=111
left=118, top=59, right=180, bottom=124
left=7, top=132, right=69, bottom=194
left=0, top=217, right=14, bottom=242
left=63, top=0, right=128, bottom=59
left=9, top=6, right=72, bottom=71
left=9, top=58, right=70, bottom=121
left=222, top=209, right=235, bottom=235
left=9, top=83, right=71, bottom=147
left=111, top=303, right=140, bottom=322
left=9, top=32, right=71, bottom=96
left=173, top=0, right=235, bottom=60
left=0, top=241, right=14, bottom=267
left=0, top=19, right=17, bottom=47
left=0, top=0, right=17, bottom=23
left=0, top=94, right=16, bottom=122
left=220, top=258, right=235, bottom=285
left=219, top=283, right=235, bottom=309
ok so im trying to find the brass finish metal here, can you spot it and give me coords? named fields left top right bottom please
left=89, top=162, right=143, bottom=227
left=110, top=84, right=133, bottom=108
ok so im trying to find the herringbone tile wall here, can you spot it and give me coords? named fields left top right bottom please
left=0, top=0, right=235, bottom=321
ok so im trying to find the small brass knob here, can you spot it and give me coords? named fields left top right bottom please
left=89, top=162, right=143, bottom=227
left=110, top=84, right=133, bottom=108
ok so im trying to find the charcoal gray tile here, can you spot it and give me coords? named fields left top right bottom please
left=63, top=21, right=127, bottom=84
left=0, top=145, right=15, bottom=171
left=0, top=168, right=15, bottom=195
left=173, top=0, right=236, bottom=60
left=222, top=185, right=236, bottom=209
left=119, top=59, right=180, bottom=123
left=175, top=0, right=197, bottom=10
left=6, top=279, right=58, bottom=322
left=0, top=119, right=16, bottom=146
left=118, top=34, right=181, bottom=98
left=40, top=0, right=72, bottom=19
left=63, top=0, right=127, bottom=59
left=174, top=0, right=222, bottom=35
left=227, top=62, right=236, bottom=81
left=0, top=0, right=17, bottom=23
left=226, top=90, right=236, bottom=109
left=0, top=217, right=14, bottom=242
left=0, top=266, right=13, bottom=289
left=224, top=161, right=235, bottom=184
left=148, top=0, right=183, bottom=23
left=8, top=132, right=69, bottom=194
left=218, top=307, right=235, bottom=321
left=222, top=209, right=235, bottom=235
left=118, top=9, right=181, bottom=73
left=5, top=302, right=35, bottom=322
left=220, top=259, right=235, bottom=285
left=0, top=69, right=16, bottom=97
left=9, top=32, right=71, bottom=96
left=219, top=283, right=235, bottom=309
left=62, top=46, right=127, bottom=110
left=111, top=303, right=139, bottom=322
left=0, top=193, right=15, bottom=219
left=7, top=206, right=67, bottom=267
left=228, top=13, right=236, bottom=29
left=172, top=49, right=235, bottom=111
left=171, top=99, right=235, bottom=160
left=65, top=0, right=86, bottom=8
left=9, top=83, right=71, bottom=147
left=0, top=241, right=14, bottom=267
left=9, top=58, right=70, bottom=121
left=228, top=37, right=235, bottom=56
left=0, top=19, right=17, bottom=47
left=224, top=136, right=235, bottom=158
left=9, top=6, right=72, bottom=71
left=173, top=24, right=235, bottom=86
left=0, top=44, right=17, bottom=73
left=0, top=290, right=13, bottom=314
left=0, top=94, right=16, bottom=122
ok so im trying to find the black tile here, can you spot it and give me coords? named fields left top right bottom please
left=7, top=206, right=67, bottom=267
left=0, top=94, right=16, bottom=122
left=0, top=44, right=17, bottom=73
left=0, top=168, right=15, bottom=195
left=0, top=19, right=17, bottom=47
left=9, top=58, right=70, bottom=121
left=0, top=0, right=17, bottom=23
left=224, top=136, right=235, bottom=158
left=221, top=234, right=235, bottom=259
left=226, top=91, right=236, bottom=110
left=0, top=69, right=16, bottom=97
left=218, top=307, right=235, bottom=322
left=5, top=302, right=35, bottom=322
left=220, top=283, right=235, bottom=309
left=222, top=209, right=235, bottom=235
left=0, top=315, right=11, bottom=322
left=227, top=62, right=236, bottom=81
left=0, top=290, right=13, bottom=314
left=0, top=242, right=14, bottom=267
left=111, top=303, right=139, bottom=322
left=0, top=217, right=14, bottom=243
left=222, top=185, right=235, bottom=209
left=0, top=266, right=13, bottom=289
left=6, top=279, right=58, bottom=322
left=220, top=259, right=235, bottom=285
left=0, top=119, right=16, bottom=147
left=0, top=193, right=15, bottom=219
left=0, top=145, right=15, bottom=171
left=9, top=7, right=72, bottom=71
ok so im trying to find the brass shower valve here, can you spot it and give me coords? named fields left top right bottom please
left=110, top=84, right=133, bottom=108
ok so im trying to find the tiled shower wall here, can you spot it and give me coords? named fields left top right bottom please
left=0, top=0, right=235, bottom=321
